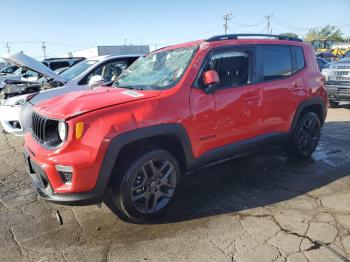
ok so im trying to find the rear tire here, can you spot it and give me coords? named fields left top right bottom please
left=288, top=112, right=321, bottom=158
left=104, top=149, right=180, bottom=223
left=329, top=101, right=340, bottom=108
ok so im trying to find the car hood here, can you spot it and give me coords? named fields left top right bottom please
left=330, top=57, right=350, bottom=66
left=0, top=74, right=21, bottom=83
left=1, top=52, right=65, bottom=83
left=35, top=87, right=161, bottom=119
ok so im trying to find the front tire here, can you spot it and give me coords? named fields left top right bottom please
left=105, top=149, right=180, bottom=223
left=288, top=112, right=321, bottom=158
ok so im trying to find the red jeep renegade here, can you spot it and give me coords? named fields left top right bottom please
left=24, top=34, right=327, bottom=223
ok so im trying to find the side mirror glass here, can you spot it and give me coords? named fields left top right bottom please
left=88, top=75, right=106, bottom=88
left=203, top=70, right=220, bottom=94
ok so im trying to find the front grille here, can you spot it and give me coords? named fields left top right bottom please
left=31, top=112, right=62, bottom=147
left=333, top=71, right=349, bottom=76
left=335, top=77, right=350, bottom=81
left=336, top=65, right=350, bottom=70
left=338, top=88, right=350, bottom=94
left=32, top=112, right=48, bottom=143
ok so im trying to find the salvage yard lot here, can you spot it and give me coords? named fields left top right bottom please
left=0, top=107, right=350, bottom=262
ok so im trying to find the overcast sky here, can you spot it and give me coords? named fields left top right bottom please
left=0, top=0, right=349, bottom=59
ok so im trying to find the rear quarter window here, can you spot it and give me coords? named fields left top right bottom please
left=294, top=46, right=305, bottom=71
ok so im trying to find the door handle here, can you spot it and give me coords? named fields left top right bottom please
left=243, top=95, right=259, bottom=102
left=243, top=96, right=259, bottom=100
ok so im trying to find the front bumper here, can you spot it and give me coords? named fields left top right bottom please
left=326, top=81, right=350, bottom=102
left=23, top=132, right=112, bottom=205
left=0, top=105, right=24, bottom=135
left=24, top=149, right=105, bottom=205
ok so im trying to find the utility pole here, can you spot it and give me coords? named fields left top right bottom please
left=6, top=42, right=10, bottom=54
left=265, top=15, right=273, bottom=34
left=41, top=41, right=47, bottom=59
left=223, top=13, right=232, bottom=35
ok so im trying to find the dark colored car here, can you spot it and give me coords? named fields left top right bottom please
left=316, top=57, right=329, bottom=71
left=324, top=57, right=350, bottom=107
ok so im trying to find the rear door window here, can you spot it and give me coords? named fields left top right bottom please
left=49, top=61, right=70, bottom=71
left=261, top=45, right=292, bottom=81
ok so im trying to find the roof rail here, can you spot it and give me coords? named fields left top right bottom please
left=206, top=34, right=303, bottom=43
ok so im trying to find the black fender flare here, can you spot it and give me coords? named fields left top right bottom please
left=95, top=123, right=194, bottom=194
left=289, top=97, right=327, bottom=135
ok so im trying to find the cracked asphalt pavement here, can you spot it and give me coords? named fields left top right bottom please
left=1, top=106, right=350, bottom=262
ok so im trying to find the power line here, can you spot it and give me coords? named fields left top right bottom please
left=271, top=16, right=350, bottom=32
left=153, top=27, right=223, bottom=47
left=231, top=16, right=265, bottom=27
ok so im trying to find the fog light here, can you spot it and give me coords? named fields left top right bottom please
left=56, top=165, right=73, bottom=184
left=9, top=121, right=21, bottom=129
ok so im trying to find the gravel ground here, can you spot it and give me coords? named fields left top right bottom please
left=0, top=106, right=350, bottom=262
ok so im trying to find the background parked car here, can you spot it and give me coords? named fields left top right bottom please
left=0, top=53, right=84, bottom=90
left=42, top=57, right=85, bottom=71
left=0, top=65, right=19, bottom=76
left=0, top=53, right=141, bottom=135
left=323, top=57, right=350, bottom=107
left=316, top=57, right=329, bottom=71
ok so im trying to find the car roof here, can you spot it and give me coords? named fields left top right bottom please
left=86, top=54, right=143, bottom=61
left=42, top=57, right=85, bottom=62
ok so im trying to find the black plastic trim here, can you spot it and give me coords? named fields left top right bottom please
left=188, top=132, right=289, bottom=172
left=206, top=34, right=303, bottom=43
left=24, top=124, right=194, bottom=205
left=289, top=97, right=327, bottom=133
left=26, top=97, right=326, bottom=206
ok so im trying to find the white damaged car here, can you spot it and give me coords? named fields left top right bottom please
left=0, top=53, right=141, bottom=135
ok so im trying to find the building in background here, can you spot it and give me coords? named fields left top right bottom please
left=65, top=45, right=150, bottom=58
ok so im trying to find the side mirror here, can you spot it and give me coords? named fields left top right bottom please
left=88, top=75, right=106, bottom=88
left=203, top=70, right=219, bottom=93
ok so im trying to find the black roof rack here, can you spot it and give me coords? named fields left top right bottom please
left=206, top=34, right=303, bottom=43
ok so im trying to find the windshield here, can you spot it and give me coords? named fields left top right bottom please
left=13, top=67, right=23, bottom=76
left=114, top=46, right=197, bottom=90
left=59, top=59, right=98, bottom=81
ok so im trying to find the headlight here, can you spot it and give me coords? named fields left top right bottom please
left=3, top=97, right=27, bottom=106
left=2, top=93, right=37, bottom=107
left=58, top=121, right=68, bottom=142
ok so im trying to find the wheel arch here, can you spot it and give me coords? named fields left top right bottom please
left=101, top=124, right=194, bottom=187
left=289, top=97, right=327, bottom=134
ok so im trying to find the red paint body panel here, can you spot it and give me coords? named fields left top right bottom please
left=24, top=38, right=327, bottom=195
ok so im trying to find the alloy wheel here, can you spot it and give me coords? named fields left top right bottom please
left=130, top=158, right=177, bottom=214
left=296, top=116, right=320, bottom=155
